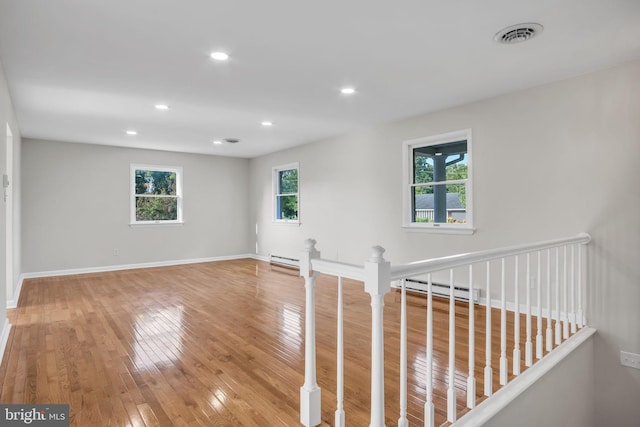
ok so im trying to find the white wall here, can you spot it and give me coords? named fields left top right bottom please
left=0, top=58, right=21, bottom=317
left=483, top=335, right=595, bottom=427
left=250, top=60, right=640, bottom=425
left=22, top=139, right=251, bottom=273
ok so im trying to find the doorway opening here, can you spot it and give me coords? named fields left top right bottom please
left=5, top=123, right=13, bottom=305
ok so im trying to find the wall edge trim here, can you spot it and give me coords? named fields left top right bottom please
left=451, top=326, right=596, bottom=426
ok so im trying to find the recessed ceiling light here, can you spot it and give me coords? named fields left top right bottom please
left=261, top=121, right=273, bottom=127
left=210, top=51, right=229, bottom=61
left=212, top=140, right=223, bottom=145
left=340, top=87, right=356, bottom=95
left=155, top=104, right=170, bottom=110
left=126, top=130, right=137, bottom=135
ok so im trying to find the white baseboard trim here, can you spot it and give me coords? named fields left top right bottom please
left=478, top=296, right=584, bottom=324
left=10, top=254, right=274, bottom=309
left=251, top=254, right=270, bottom=263
left=392, top=284, right=584, bottom=324
left=0, top=318, right=11, bottom=365
left=452, top=326, right=596, bottom=427
left=17, top=253, right=257, bottom=283
left=6, top=276, right=23, bottom=309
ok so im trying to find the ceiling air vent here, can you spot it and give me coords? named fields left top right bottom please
left=224, top=138, right=240, bottom=143
left=495, top=23, right=543, bottom=44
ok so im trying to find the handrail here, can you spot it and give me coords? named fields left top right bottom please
left=390, top=233, right=590, bottom=281
left=310, top=258, right=364, bottom=281
left=298, top=232, right=591, bottom=427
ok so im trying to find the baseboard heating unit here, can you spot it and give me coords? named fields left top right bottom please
left=393, top=278, right=480, bottom=303
left=269, top=254, right=300, bottom=269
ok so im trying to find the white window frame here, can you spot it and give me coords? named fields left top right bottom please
left=402, top=129, right=474, bottom=234
left=130, top=163, right=183, bottom=226
left=272, top=162, right=300, bottom=224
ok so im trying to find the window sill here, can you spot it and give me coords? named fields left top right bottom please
left=273, top=220, right=301, bottom=227
left=402, top=224, right=475, bottom=235
left=129, top=221, right=184, bottom=228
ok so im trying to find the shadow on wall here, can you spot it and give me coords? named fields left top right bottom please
left=588, top=206, right=640, bottom=427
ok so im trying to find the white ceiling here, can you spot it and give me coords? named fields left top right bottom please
left=0, top=0, right=639, bottom=158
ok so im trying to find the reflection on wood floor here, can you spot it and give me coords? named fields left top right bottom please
left=0, top=259, right=538, bottom=426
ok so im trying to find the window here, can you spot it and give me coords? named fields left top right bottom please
left=130, top=164, right=183, bottom=225
left=402, top=129, right=473, bottom=233
left=273, top=163, right=299, bottom=223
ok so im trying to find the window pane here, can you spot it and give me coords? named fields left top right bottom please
left=278, top=169, right=298, bottom=194
left=413, top=141, right=468, bottom=184
left=136, top=196, right=178, bottom=221
left=412, top=183, right=467, bottom=224
left=135, top=170, right=177, bottom=195
left=413, top=152, right=434, bottom=184
left=276, top=195, right=298, bottom=220
left=445, top=155, right=468, bottom=181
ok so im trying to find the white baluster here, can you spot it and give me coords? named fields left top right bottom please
left=555, top=248, right=561, bottom=346
left=335, top=277, right=345, bottom=427
left=300, top=239, right=321, bottom=427
left=398, top=279, right=408, bottom=427
left=545, top=250, right=552, bottom=352
left=563, top=246, right=569, bottom=340
left=577, top=243, right=584, bottom=327
left=447, top=269, right=456, bottom=423
left=525, top=254, right=533, bottom=367
left=364, top=246, right=391, bottom=427
left=484, top=261, right=493, bottom=396
left=536, top=251, right=543, bottom=360
left=467, top=265, right=476, bottom=409
left=513, top=256, right=521, bottom=376
left=570, top=245, right=577, bottom=334
left=425, top=274, right=435, bottom=427
left=500, top=258, right=508, bottom=386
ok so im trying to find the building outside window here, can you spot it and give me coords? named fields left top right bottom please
left=403, top=129, right=473, bottom=233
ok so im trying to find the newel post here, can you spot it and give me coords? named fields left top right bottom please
left=300, top=239, right=321, bottom=427
left=364, top=246, right=391, bottom=427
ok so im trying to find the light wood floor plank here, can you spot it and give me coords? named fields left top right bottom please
left=1, top=259, right=553, bottom=426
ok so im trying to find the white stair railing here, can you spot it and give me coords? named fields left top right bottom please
left=466, top=264, right=476, bottom=409
left=483, top=262, right=493, bottom=397
left=299, top=239, right=321, bottom=427
left=298, top=233, right=591, bottom=427
left=335, top=276, right=345, bottom=427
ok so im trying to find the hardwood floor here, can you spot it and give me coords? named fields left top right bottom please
left=0, top=259, right=550, bottom=426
